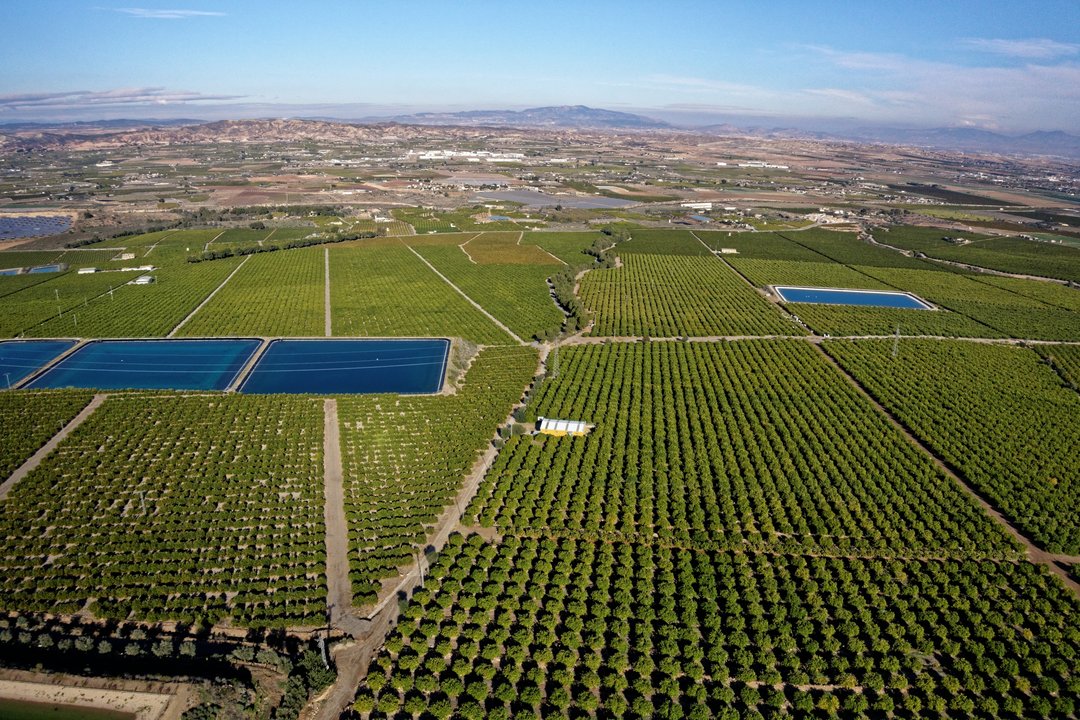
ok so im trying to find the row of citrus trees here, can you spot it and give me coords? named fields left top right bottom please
left=580, top=254, right=802, bottom=337
left=0, top=390, right=92, bottom=478
left=467, top=340, right=1019, bottom=559
left=339, top=346, right=538, bottom=605
left=824, top=339, right=1080, bottom=554
left=0, top=394, right=328, bottom=628
left=355, top=533, right=1078, bottom=719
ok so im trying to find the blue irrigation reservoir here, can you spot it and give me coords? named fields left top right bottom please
left=0, top=339, right=78, bottom=388
left=27, top=264, right=64, bottom=274
left=26, top=339, right=260, bottom=391
left=240, top=338, right=449, bottom=395
left=774, top=286, right=933, bottom=309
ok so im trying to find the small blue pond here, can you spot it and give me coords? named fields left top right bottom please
left=240, top=339, right=449, bottom=395
left=26, top=339, right=260, bottom=391
left=28, top=264, right=64, bottom=274
left=775, top=286, right=932, bottom=309
left=0, top=339, right=77, bottom=387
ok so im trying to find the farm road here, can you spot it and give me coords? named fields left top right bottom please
left=322, top=399, right=357, bottom=631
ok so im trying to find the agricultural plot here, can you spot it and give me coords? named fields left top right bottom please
left=0, top=395, right=327, bottom=628
left=792, top=303, right=1000, bottom=338
left=935, top=237, right=1080, bottom=283
left=56, top=248, right=134, bottom=268
left=469, top=341, right=1015, bottom=558
left=407, top=241, right=564, bottom=341
left=338, top=346, right=537, bottom=604
left=461, top=233, right=562, bottom=266
left=359, top=534, right=1078, bottom=720
left=620, top=228, right=711, bottom=256
left=871, top=227, right=990, bottom=254
left=824, top=339, right=1080, bottom=553
left=0, top=250, right=67, bottom=268
left=1039, top=344, right=1080, bottom=389
left=728, top=258, right=891, bottom=291
left=0, top=270, right=141, bottom=338
left=522, top=231, right=601, bottom=265
left=393, top=208, right=525, bottom=234
left=778, top=229, right=932, bottom=270
left=24, top=257, right=244, bottom=338
left=330, top=244, right=512, bottom=345
left=122, top=229, right=222, bottom=264
left=856, top=266, right=1080, bottom=341
left=393, top=209, right=458, bottom=234
left=0, top=271, right=65, bottom=299
left=976, top=275, right=1080, bottom=313
left=177, top=247, right=325, bottom=337
left=211, top=228, right=273, bottom=245
left=874, top=227, right=1080, bottom=282
left=580, top=254, right=801, bottom=337
left=694, top=231, right=827, bottom=261
left=0, top=390, right=92, bottom=479
left=80, top=229, right=221, bottom=266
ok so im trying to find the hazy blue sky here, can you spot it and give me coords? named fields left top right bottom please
left=2, top=0, right=1079, bottom=131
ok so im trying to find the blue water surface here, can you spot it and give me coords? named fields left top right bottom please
left=240, top=339, right=449, bottom=395
left=26, top=339, right=260, bottom=391
left=0, top=339, right=77, bottom=387
left=776, top=286, right=931, bottom=309
left=27, top=264, right=63, bottom=274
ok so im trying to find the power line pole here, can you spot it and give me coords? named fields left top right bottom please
left=892, top=325, right=900, bottom=359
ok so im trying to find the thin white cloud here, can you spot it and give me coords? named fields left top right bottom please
left=801, top=88, right=878, bottom=107
left=0, top=88, right=243, bottom=110
left=640, top=74, right=766, bottom=96
left=113, top=8, right=226, bottom=19
left=798, top=45, right=1080, bottom=130
left=961, top=37, right=1080, bottom=59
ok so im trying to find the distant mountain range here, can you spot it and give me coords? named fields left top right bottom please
left=372, top=105, right=672, bottom=130
left=695, top=123, right=1080, bottom=158
left=842, top=127, right=1080, bottom=158
left=3, top=106, right=1080, bottom=158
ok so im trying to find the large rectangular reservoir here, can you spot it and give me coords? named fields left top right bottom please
left=0, top=339, right=77, bottom=387
left=26, top=339, right=260, bottom=391
left=774, top=286, right=933, bottom=309
left=240, top=338, right=449, bottom=395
